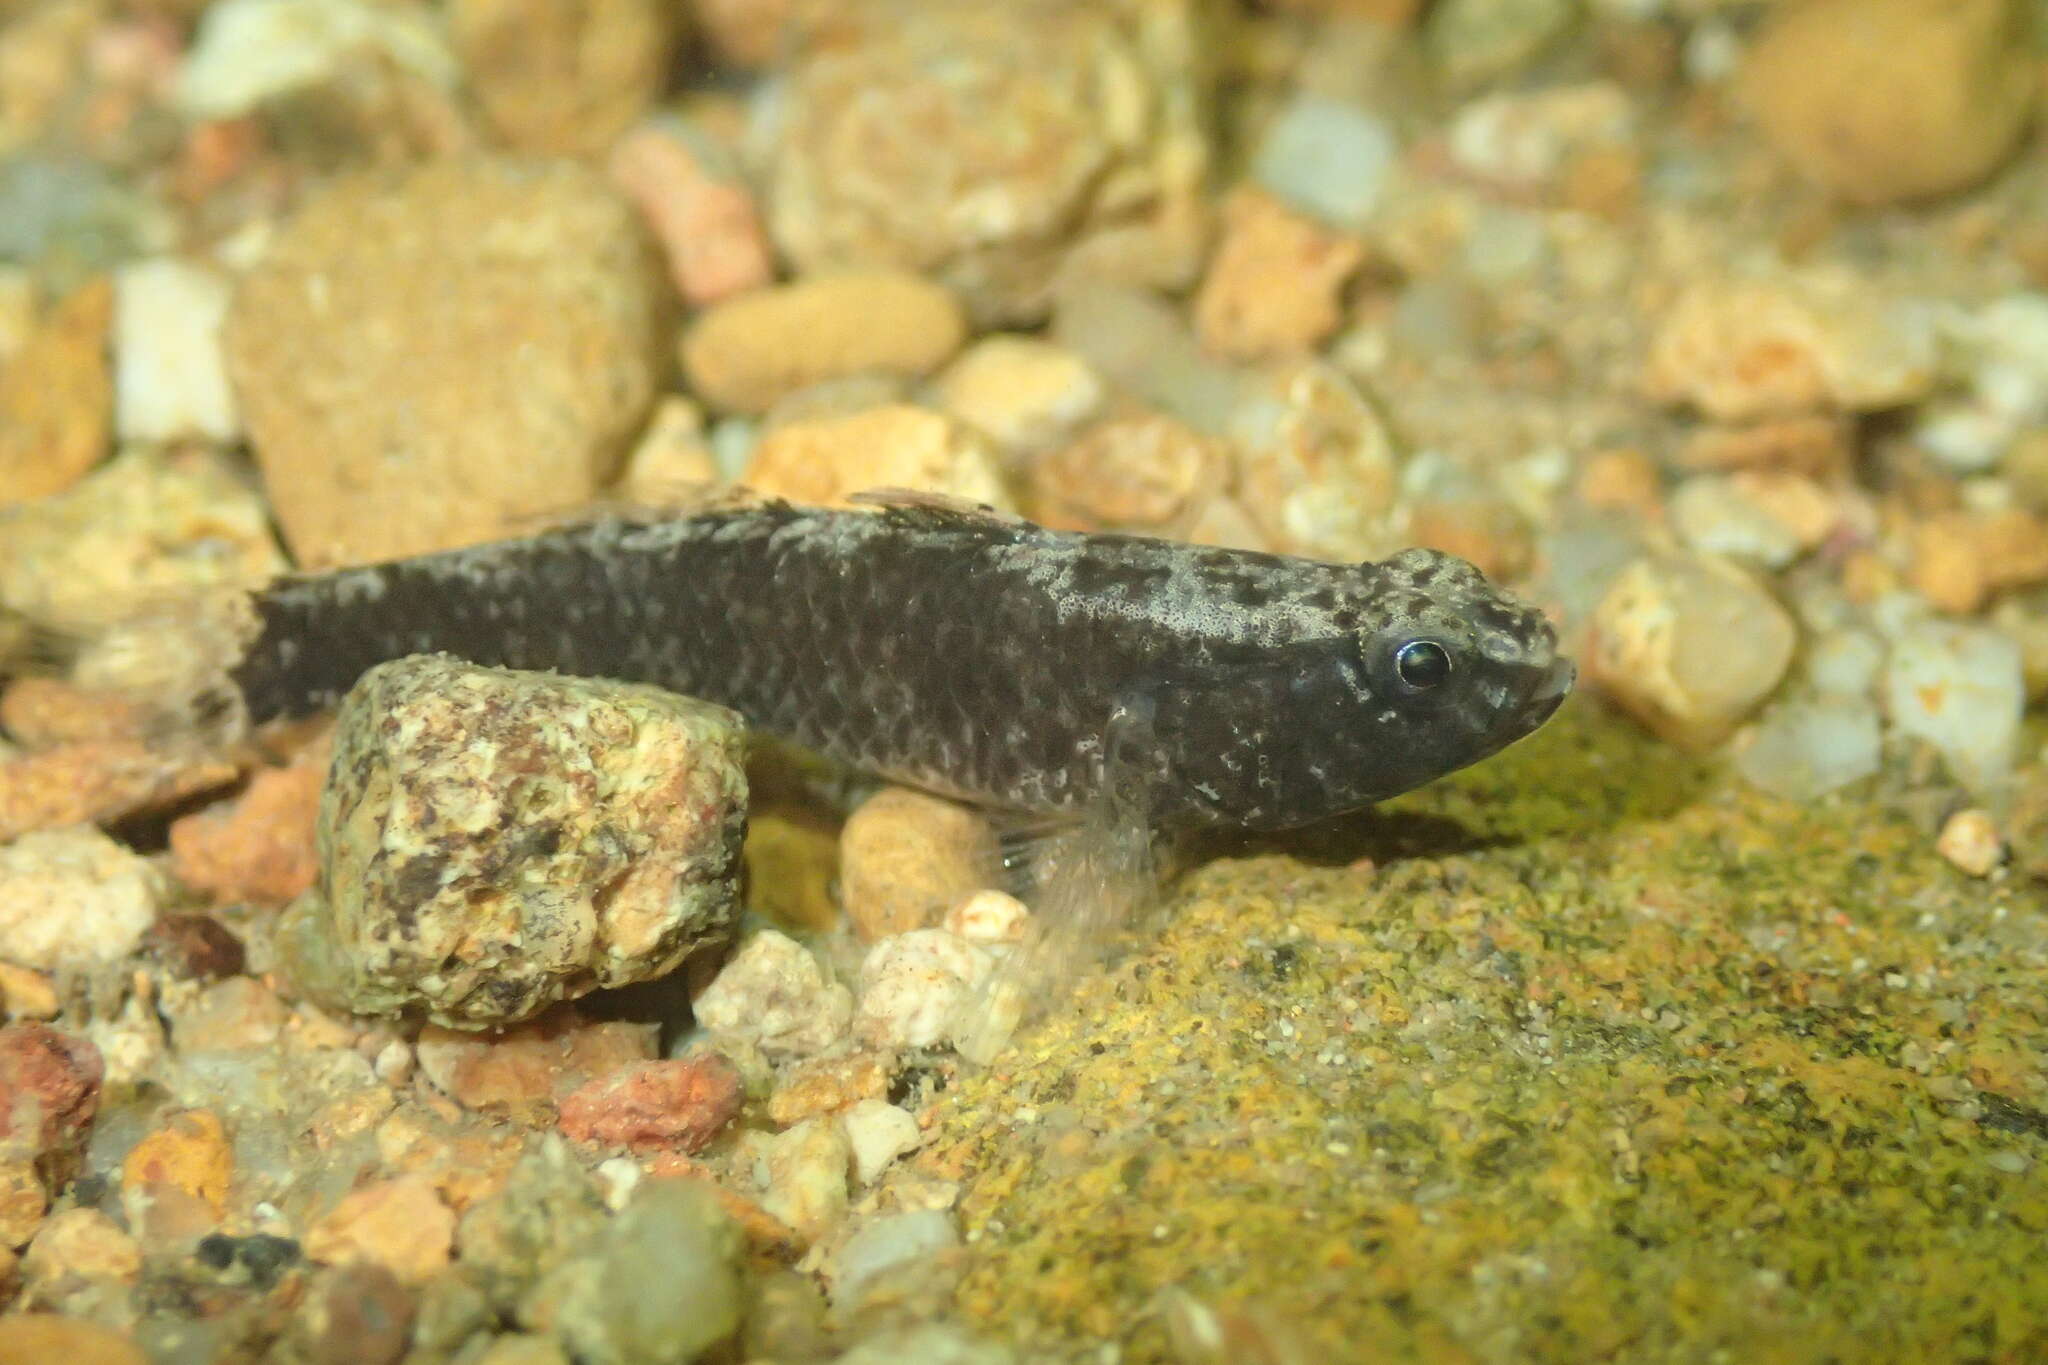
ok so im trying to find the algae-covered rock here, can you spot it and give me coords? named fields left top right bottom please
left=279, top=654, right=746, bottom=1028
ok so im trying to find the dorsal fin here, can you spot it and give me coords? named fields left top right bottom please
left=846, top=486, right=1026, bottom=525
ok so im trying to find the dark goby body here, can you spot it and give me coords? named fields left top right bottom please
left=149, top=497, right=1571, bottom=831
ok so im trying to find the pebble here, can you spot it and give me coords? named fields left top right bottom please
left=225, top=156, right=667, bottom=566
left=173, top=0, right=459, bottom=120
left=414, top=1010, right=657, bottom=1122
left=293, top=1262, right=416, bottom=1365
left=1741, top=0, right=2035, bottom=206
left=830, top=1325, right=1016, bottom=1365
left=767, top=2, right=1208, bottom=323
left=1194, top=187, right=1365, bottom=362
left=942, top=889, right=1031, bottom=948
left=830, top=1207, right=957, bottom=1311
left=120, top=1108, right=233, bottom=1218
left=112, top=257, right=238, bottom=444
left=741, top=404, right=1012, bottom=511
left=1642, top=271, right=1938, bottom=423
left=0, top=678, right=142, bottom=749
left=855, top=929, right=993, bottom=1052
left=615, top=394, right=720, bottom=504
left=1051, top=284, right=1245, bottom=437
left=932, top=336, right=1107, bottom=461
left=0, top=1157, right=45, bottom=1246
left=0, top=963, right=58, bottom=1021
left=305, top=1174, right=455, bottom=1284
left=278, top=656, right=746, bottom=1028
left=751, top=1117, right=851, bottom=1244
left=691, top=0, right=796, bottom=67
left=1806, top=629, right=1885, bottom=699
left=542, top=1180, right=743, bottom=1365
left=1669, top=473, right=1821, bottom=570
left=163, top=976, right=287, bottom=1054
left=0, top=1315, right=147, bottom=1365
left=169, top=757, right=323, bottom=906
left=691, top=930, right=852, bottom=1060
left=1586, top=553, right=1799, bottom=751
left=683, top=270, right=967, bottom=416
left=1426, top=0, right=1579, bottom=90
left=0, top=826, right=162, bottom=970
left=1229, top=360, right=1402, bottom=561
left=0, top=277, right=110, bottom=505
left=1029, top=411, right=1229, bottom=539
left=840, top=1097, right=922, bottom=1186
left=0, top=446, right=285, bottom=626
left=0, top=740, right=240, bottom=845
left=765, top=1051, right=892, bottom=1128
left=1445, top=82, right=1635, bottom=193
left=556, top=1054, right=744, bottom=1155
left=1935, top=809, right=2004, bottom=878
left=450, top=0, right=679, bottom=156
left=22, top=1207, right=140, bottom=1287
left=1250, top=91, right=1399, bottom=230
left=609, top=122, right=774, bottom=307
left=1909, top=510, right=2048, bottom=616
left=1733, top=698, right=1883, bottom=802
left=1678, top=416, right=1852, bottom=478
left=1884, top=619, right=2024, bottom=794
left=839, top=788, right=1000, bottom=942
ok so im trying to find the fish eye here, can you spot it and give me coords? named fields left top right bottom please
left=1395, top=639, right=1452, bottom=690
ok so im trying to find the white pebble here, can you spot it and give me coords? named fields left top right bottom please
left=830, top=1208, right=958, bottom=1310
left=595, top=1156, right=643, bottom=1212
left=941, top=889, right=1030, bottom=947
left=175, top=0, right=457, bottom=119
left=840, top=1097, right=923, bottom=1186
left=855, top=929, right=992, bottom=1052
left=0, top=826, right=162, bottom=970
left=1734, top=698, right=1882, bottom=802
left=1806, top=629, right=1884, bottom=698
left=1884, top=621, right=2024, bottom=795
left=692, top=930, right=852, bottom=1058
left=1251, top=92, right=1398, bottom=230
left=751, top=1117, right=851, bottom=1242
left=115, top=258, right=239, bottom=443
left=1935, top=809, right=2003, bottom=878
left=1670, top=475, right=1805, bottom=569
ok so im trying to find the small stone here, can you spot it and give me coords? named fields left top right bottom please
left=1910, top=509, right=2048, bottom=616
left=1250, top=92, right=1399, bottom=230
left=0, top=742, right=240, bottom=844
left=470, top=1337, right=572, bottom=1365
left=741, top=404, right=1011, bottom=511
left=751, top=1117, right=850, bottom=1243
left=112, top=257, right=238, bottom=444
left=123, top=1180, right=221, bottom=1252
left=830, top=1208, right=957, bottom=1311
left=294, top=1263, right=415, bottom=1365
left=305, top=1174, right=455, bottom=1284
left=1574, top=448, right=1661, bottom=515
left=1742, top=0, right=2035, bottom=206
left=932, top=336, right=1106, bottom=460
left=1051, top=284, right=1245, bottom=437
left=942, top=889, right=1030, bottom=947
left=840, top=1097, right=921, bottom=1186
left=1426, top=0, right=1579, bottom=91
left=139, top=914, right=248, bottom=982
left=0, top=1157, right=46, bottom=1246
left=1194, top=187, right=1364, bottom=362
left=225, top=157, right=667, bottom=566
left=169, top=756, right=323, bottom=906
left=541, top=1180, right=744, bottom=1365
left=22, top=1207, right=140, bottom=1287
left=691, top=930, right=852, bottom=1060
left=0, top=827, right=160, bottom=971
left=454, top=1146, right=609, bottom=1309
left=1885, top=619, right=2024, bottom=794
left=174, top=0, right=459, bottom=120
left=0, top=964, right=56, bottom=1021
left=415, top=1009, right=657, bottom=1122
left=451, top=0, right=680, bottom=157
left=0, top=679, right=142, bottom=749
left=120, top=1109, right=232, bottom=1218
left=1733, top=698, right=1882, bottom=802
left=1678, top=416, right=1851, bottom=476
left=615, top=395, right=720, bottom=505
left=1586, top=553, right=1799, bottom=751
left=279, top=656, right=746, bottom=1028
left=683, top=271, right=967, bottom=415
left=830, top=1325, right=1014, bottom=1365
left=1030, top=412, right=1229, bottom=538
left=691, top=0, right=796, bottom=66
left=0, top=1316, right=146, bottom=1365
left=1643, top=271, right=1938, bottom=423
left=164, top=976, right=288, bottom=1054
left=1669, top=474, right=1813, bottom=569
left=1404, top=496, right=1533, bottom=585
left=1807, top=630, right=1886, bottom=699
left=609, top=123, right=775, bottom=308
left=557, top=1053, right=744, bottom=1154
left=1229, top=360, right=1402, bottom=562
left=1937, top=808, right=2004, bottom=877
left=839, top=788, right=1000, bottom=942
left=1445, top=82, right=1635, bottom=195
left=0, top=277, right=110, bottom=505
left=855, top=929, right=993, bottom=1052
left=765, top=1051, right=892, bottom=1128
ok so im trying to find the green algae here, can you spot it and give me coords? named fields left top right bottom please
left=931, top=701, right=2048, bottom=1364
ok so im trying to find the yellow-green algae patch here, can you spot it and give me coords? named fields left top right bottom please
left=929, top=702, right=2048, bottom=1364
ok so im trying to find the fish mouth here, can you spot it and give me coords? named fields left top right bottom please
left=1524, top=656, right=1575, bottom=726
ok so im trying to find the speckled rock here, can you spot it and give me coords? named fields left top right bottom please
left=1742, top=0, right=2035, bottom=206
left=767, top=0, right=1212, bottom=324
left=451, top=0, right=681, bottom=156
left=933, top=336, right=1106, bottom=461
left=1194, top=187, right=1365, bottom=362
left=1029, top=411, right=1229, bottom=539
left=556, top=1053, right=744, bottom=1154
left=305, top=1173, right=455, bottom=1284
left=224, top=157, right=667, bottom=566
left=0, top=826, right=162, bottom=970
left=682, top=270, right=968, bottom=414
left=277, top=654, right=746, bottom=1028
left=0, top=277, right=110, bottom=505
left=839, top=788, right=1000, bottom=942
left=740, top=404, right=1012, bottom=510
left=1229, top=361, right=1402, bottom=562
left=169, top=756, right=324, bottom=906
left=691, top=930, right=852, bottom=1060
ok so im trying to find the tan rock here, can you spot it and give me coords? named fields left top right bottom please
left=1195, top=187, right=1365, bottom=362
left=414, top=1009, right=658, bottom=1122
left=451, top=0, right=681, bottom=157
left=1911, top=508, right=2048, bottom=615
left=683, top=271, right=967, bottom=415
left=742, top=810, right=841, bottom=935
left=1677, top=415, right=1851, bottom=476
left=0, top=741, right=238, bottom=844
left=0, top=827, right=161, bottom=970
left=169, top=758, right=323, bottom=906
left=741, top=404, right=1011, bottom=510
left=933, top=335, right=1106, bottom=460
left=120, top=1109, right=232, bottom=1218
left=1574, top=448, right=1662, bottom=517
left=21, top=1207, right=140, bottom=1286
left=1743, top=0, right=2035, bottom=206
left=766, top=1051, right=892, bottom=1128
left=0, top=1315, right=147, bottom=1365
left=0, top=278, right=111, bottom=506
left=0, top=1157, right=46, bottom=1247
left=167, top=977, right=288, bottom=1054
left=305, top=1174, right=455, bottom=1284
left=838, top=788, right=999, bottom=942
left=0, top=679, right=141, bottom=749
left=1935, top=808, right=2003, bottom=877
left=1030, top=411, right=1227, bottom=537
left=0, top=964, right=56, bottom=1021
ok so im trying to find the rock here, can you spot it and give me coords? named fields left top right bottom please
left=0, top=1156, right=45, bottom=1246
left=1249, top=91, right=1399, bottom=231
left=450, top=0, right=681, bottom=157
left=225, top=157, right=668, bottom=566
left=0, top=277, right=109, bottom=505
left=0, top=1315, right=145, bottom=1365
left=615, top=395, right=720, bottom=504
left=1742, top=0, right=2035, bottom=206
left=1426, top=0, right=1580, bottom=91
left=1643, top=270, right=1938, bottom=423
left=1586, top=553, right=1799, bottom=751
left=192, top=1231, right=304, bottom=1289
left=1884, top=619, right=2024, bottom=794
left=691, top=0, right=797, bottom=67
left=0, top=742, right=239, bottom=845
left=1195, top=187, right=1365, bottom=362
left=305, top=1174, right=455, bottom=1284
left=765, top=1051, right=892, bottom=1128
left=119, top=1109, right=232, bottom=1219
left=137, top=912, right=245, bottom=982
left=174, top=0, right=459, bottom=120
left=932, top=336, right=1106, bottom=461
left=278, top=655, right=746, bottom=1028
left=741, top=404, right=1011, bottom=510
left=942, top=889, right=1030, bottom=947
left=21, top=1207, right=140, bottom=1287
left=293, top=1262, right=416, bottom=1365
left=470, top=1337, right=572, bottom=1365
left=839, top=788, right=999, bottom=942
left=1228, top=360, right=1402, bottom=561
left=415, top=1009, right=657, bottom=1122
left=1669, top=473, right=1819, bottom=570
left=1029, top=411, right=1229, bottom=539
left=556, top=1053, right=744, bottom=1154
left=691, top=930, right=852, bottom=1060
left=0, top=964, right=56, bottom=1021
left=767, top=0, right=1210, bottom=324
left=830, top=1208, right=957, bottom=1311
left=163, top=976, right=288, bottom=1054
left=750, top=1117, right=850, bottom=1243
left=840, top=1097, right=921, bottom=1186
left=1445, top=82, right=1635, bottom=195
left=1051, top=284, right=1245, bottom=436
left=1733, top=697, right=1882, bottom=802
left=609, top=122, right=773, bottom=307
left=112, top=258, right=237, bottom=444
left=1909, top=509, right=2048, bottom=616
left=830, top=1325, right=1015, bottom=1365
left=1678, top=416, right=1851, bottom=477
left=855, top=929, right=993, bottom=1052
left=0, top=679, right=141, bottom=749
left=1936, top=808, right=2004, bottom=877
left=169, top=759, right=323, bottom=906
left=537, top=1181, right=743, bottom=1365
left=682, top=271, right=967, bottom=415
left=0, top=826, right=161, bottom=970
